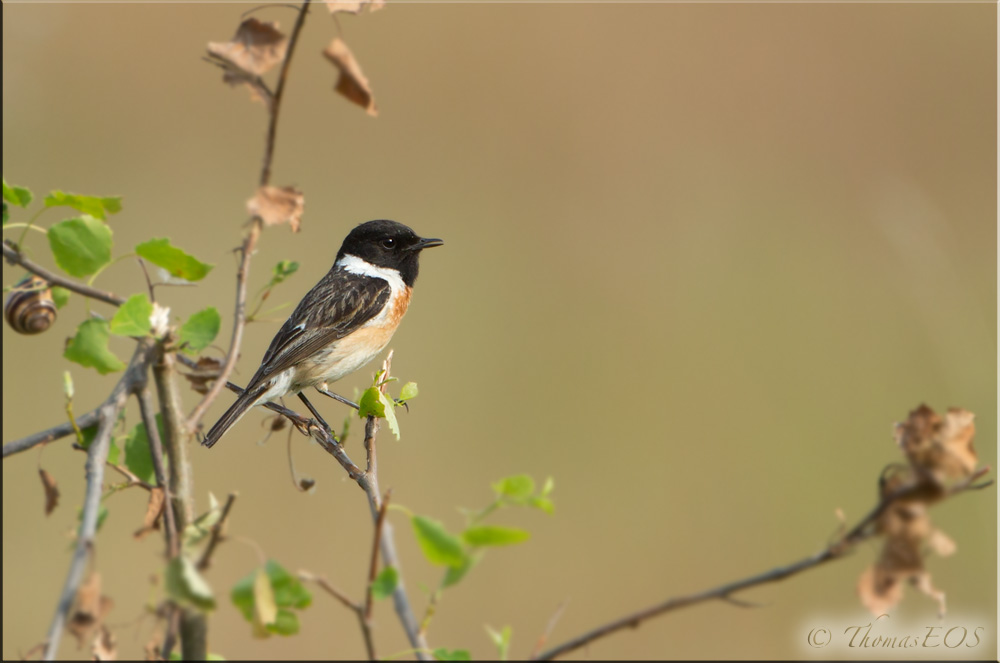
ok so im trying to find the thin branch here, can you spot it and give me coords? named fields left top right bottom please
left=138, top=387, right=179, bottom=559
left=364, top=492, right=390, bottom=621
left=42, top=339, right=157, bottom=660
left=300, top=570, right=362, bottom=612
left=530, top=600, right=569, bottom=659
left=197, top=492, right=238, bottom=571
left=2, top=239, right=124, bottom=307
left=3, top=407, right=100, bottom=458
left=533, top=467, right=993, bottom=661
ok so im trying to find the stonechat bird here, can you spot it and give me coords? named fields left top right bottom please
left=202, top=219, right=442, bottom=448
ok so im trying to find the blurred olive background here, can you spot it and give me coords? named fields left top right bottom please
left=3, top=2, right=996, bottom=660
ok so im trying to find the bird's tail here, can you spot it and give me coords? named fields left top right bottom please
left=201, top=386, right=264, bottom=448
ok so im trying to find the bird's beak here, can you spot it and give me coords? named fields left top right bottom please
left=413, top=237, right=444, bottom=250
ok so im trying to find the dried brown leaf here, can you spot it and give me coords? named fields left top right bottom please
left=298, top=477, right=316, bottom=493
left=323, top=38, right=378, bottom=116
left=182, top=356, right=225, bottom=395
left=857, top=564, right=903, bottom=615
left=927, top=528, right=957, bottom=557
left=207, top=18, right=287, bottom=76
left=894, top=404, right=978, bottom=484
left=39, top=468, right=60, bottom=516
left=325, top=0, right=385, bottom=13
left=247, top=186, right=305, bottom=232
left=92, top=625, right=117, bottom=661
left=68, top=572, right=112, bottom=647
left=134, top=487, right=166, bottom=540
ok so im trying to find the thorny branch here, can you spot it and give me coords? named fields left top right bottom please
left=532, top=466, right=993, bottom=661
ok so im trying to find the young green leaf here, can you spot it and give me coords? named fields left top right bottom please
left=491, top=475, right=535, bottom=501
left=44, top=191, right=121, bottom=221
left=270, top=260, right=299, bottom=285
left=231, top=560, right=311, bottom=637
left=64, top=318, right=125, bottom=374
left=371, top=565, right=399, bottom=600
left=51, top=286, right=71, bottom=309
left=358, top=386, right=386, bottom=419
left=75, top=423, right=120, bottom=466
left=399, top=381, right=419, bottom=402
left=463, top=525, right=530, bottom=547
left=380, top=391, right=400, bottom=440
left=178, top=307, right=221, bottom=353
left=540, top=476, right=555, bottom=497
left=48, top=215, right=113, bottom=277
left=62, top=370, right=74, bottom=400
left=432, top=648, right=471, bottom=661
left=527, top=497, right=555, bottom=514
left=442, top=551, right=482, bottom=589
left=165, top=556, right=216, bottom=611
left=412, top=516, right=465, bottom=567
left=135, top=238, right=213, bottom=282
left=3, top=178, right=33, bottom=207
left=485, top=625, right=512, bottom=661
left=110, top=293, right=153, bottom=337
left=123, top=418, right=164, bottom=484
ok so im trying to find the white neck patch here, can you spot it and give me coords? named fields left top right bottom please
left=336, top=254, right=406, bottom=293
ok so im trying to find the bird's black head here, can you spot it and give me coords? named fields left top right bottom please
left=336, top=220, right=443, bottom=286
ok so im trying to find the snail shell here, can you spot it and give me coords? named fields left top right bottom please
left=5, top=276, right=57, bottom=335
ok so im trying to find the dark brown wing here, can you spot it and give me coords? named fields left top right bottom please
left=245, top=269, right=391, bottom=390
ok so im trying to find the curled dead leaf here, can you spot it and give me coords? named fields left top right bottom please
left=323, top=38, right=378, bottom=116
left=247, top=186, right=305, bottom=232
left=325, top=0, right=385, bottom=14
left=39, top=468, right=60, bottom=516
left=894, top=404, right=977, bottom=484
left=68, top=571, right=113, bottom=648
left=206, top=18, right=287, bottom=106
left=92, top=625, right=117, bottom=661
left=134, top=487, right=166, bottom=540
left=182, top=356, right=225, bottom=395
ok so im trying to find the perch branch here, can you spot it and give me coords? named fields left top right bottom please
left=3, top=407, right=100, bottom=458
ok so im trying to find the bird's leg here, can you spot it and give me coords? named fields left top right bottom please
left=315, top=387, right=360, bottom=411
left=298, top=392, right=336, bottom=439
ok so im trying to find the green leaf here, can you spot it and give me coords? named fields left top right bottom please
left=412, top=516, right=465, bottom=567
left=2, top=202, right=8, bottom=225
left=165, top=556, right=216, bottom=611
left=381, top=391, right=400, bottom=440
left=433, top=648, right=471, bottom=661
left=110, top=293, right=153, bottom=337
left=3, top=178, right=33, bottom=207
left=231, top=560, right=311, bottom=637
left=270, top=260, right=299, bottom=285
left=540, top=476, right=554, bottom=497
left=371, top=566, right=398, bottom=600
left=183, top=492, right=224, bottom=550
left=358, top=386, right=386, bottom=419
left=442, top=551, right=482, bottom=589
left=463, top=525, right=530, bottom=547
left=135, top=238, right=213, bottom=282
left=76, top=423, right=119, bottom=467
left=43, top=190, right=121, bottom=221
left=63, top=370, right=74, bottom=400
left=399, top=381, right=419, bottom=402
left=48, top=215, right=113, bottom=278
left=527, top=497, right=555, bottom=515
left=179, top=307, right=221, bottom=353
left=64, top=318, right=125, bottom=374
left=491, top=475, right=535, bottom=501
left=123, top=415, right=167, bottom=484
left=51, top=286, right=70, bottom=309
left=486, top=625, right=512, bottom=661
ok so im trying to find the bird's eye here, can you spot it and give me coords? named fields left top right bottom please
left=381, top=238, right=396, bottom=249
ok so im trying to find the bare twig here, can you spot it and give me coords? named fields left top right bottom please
left=197, top=492, right=238, bottom=571
left=533, top=467, right=993, bottom=661
left=364, top=491, right=391, bottom=621
left=42, top=339, right=157, bottom=660
left=299, top=570, right=362, bottom=612
left=530, top=600, right=569, bottom=659
left=2, top=239, right=125, bottom=307
left=3, top=407, right=100, bottom=458
left=184, top=0, right=312, bottom=433
left=138, top=387, right=178, bottom=559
